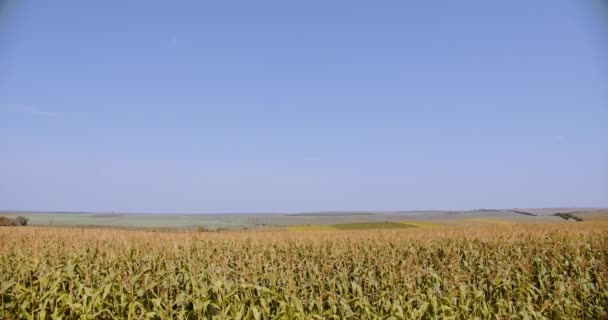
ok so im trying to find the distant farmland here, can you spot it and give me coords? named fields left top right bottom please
left=2, top=208, right=598, bottom=230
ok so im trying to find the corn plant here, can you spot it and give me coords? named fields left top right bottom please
left=1, top=224, right=607, bottom=319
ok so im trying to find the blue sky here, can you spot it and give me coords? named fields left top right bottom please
left=1, top=1, right=607, bottom=213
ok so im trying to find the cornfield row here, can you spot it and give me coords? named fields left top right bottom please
left=1, top=224, right=607, bottom=319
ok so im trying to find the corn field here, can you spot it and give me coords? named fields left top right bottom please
left=1, top=224, right=607, bottom=319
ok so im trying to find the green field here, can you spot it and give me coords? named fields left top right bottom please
left=331, top=221, right=416, bottom=230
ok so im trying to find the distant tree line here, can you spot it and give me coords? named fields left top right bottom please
left=0, top=216, right=29, bottom=226
left=554, top=213, right=583, bottom=222
left=512, top=210, right=537, bottom=216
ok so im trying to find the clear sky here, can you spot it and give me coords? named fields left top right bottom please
left=1, top=1, right=607, bottom=213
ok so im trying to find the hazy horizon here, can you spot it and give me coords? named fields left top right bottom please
left=1, top=1, right=607, bottom=213
left=2, top=206, right=607, bottom=216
